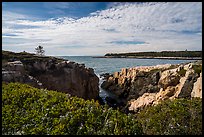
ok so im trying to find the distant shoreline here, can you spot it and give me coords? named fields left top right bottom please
left=92, top=56, right=202, bottom=60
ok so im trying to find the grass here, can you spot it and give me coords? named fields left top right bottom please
left=2, top=50, right=65, bottom=65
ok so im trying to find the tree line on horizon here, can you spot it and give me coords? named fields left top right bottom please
left=105, top=50, right=202, bottom=58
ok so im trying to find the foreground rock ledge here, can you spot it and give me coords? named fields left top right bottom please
left=2, top=51, right=99, bottom=100
left=101, top=61, right=202, bottom=112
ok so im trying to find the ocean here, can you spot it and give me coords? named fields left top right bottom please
left=59, top=56, right=195, bottom=100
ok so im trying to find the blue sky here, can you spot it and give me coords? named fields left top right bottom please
left=2, top=2, right=202, bottom=56
left=2, top=2, right=110, bottom=19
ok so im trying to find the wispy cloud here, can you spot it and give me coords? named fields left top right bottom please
left=2, top=2, right=202, bottom=56
left=109, top=41, right=146, bottom=45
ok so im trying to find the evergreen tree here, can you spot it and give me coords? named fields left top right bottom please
left=35, top=45, right=45, bottom=56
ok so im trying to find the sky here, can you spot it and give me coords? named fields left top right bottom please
left=2, top=2, right=202, bottom=56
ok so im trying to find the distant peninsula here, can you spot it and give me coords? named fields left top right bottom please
left=94, top=51, right=202, bottom=60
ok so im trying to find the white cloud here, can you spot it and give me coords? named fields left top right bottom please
left=2, top=2, right=202, bottom=56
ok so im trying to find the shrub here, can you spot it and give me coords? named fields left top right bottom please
left=136, top=98, right=202, bottom=135
left=178, top=68, right=186, bottom=77
left=2, top=82, right=143, bottom=135
left=192, top=64, right=202, bottom=75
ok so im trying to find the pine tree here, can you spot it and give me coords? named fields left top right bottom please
left=35, top=45, right=45, bottom=56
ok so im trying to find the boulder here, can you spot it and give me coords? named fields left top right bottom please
left=191, top=72, right=202, bottom=98
left=158, top=69, right=180, bottom=89
left=128, top=93, right=156, bottom=112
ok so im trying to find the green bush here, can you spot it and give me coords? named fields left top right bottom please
left=192, top=64, right=202, bottom=75
left=136, top=98, right=202, bottom=135
left=2, top=82, right=143, bottom=135
left=178, top=68, right=186, bottom=77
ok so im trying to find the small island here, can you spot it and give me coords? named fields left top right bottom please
left=94, top=50, right=202, bottom=60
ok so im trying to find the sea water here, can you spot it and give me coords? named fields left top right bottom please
left=59, top=56, right=195, bottom=100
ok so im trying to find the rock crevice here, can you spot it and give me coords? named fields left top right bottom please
left=101, top=61, right=202, bottom=112
left=2, top=52, right=99, bottom=100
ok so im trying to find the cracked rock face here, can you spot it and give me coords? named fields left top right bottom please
left=2, top=61, right=43, bottom=88
left=191, top=72, right=202, bottom=98
left=100, top=61, right=202, bottom=112
left=101, top=64, right=173, bottom=103
left=2, top=59, right=99, bottom=100
left=127, top=62, right=202, bottom=112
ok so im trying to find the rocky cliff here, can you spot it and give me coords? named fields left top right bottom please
left=2, top=51, right=99, bottom=100
left=101, top=61, right=202, bottom=112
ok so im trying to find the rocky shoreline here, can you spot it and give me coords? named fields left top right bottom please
left=2, top=51, right=99, bottom=100
left=101, top=60, right=202, bottom=112
left=2, top=50, right=202, bottom=112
